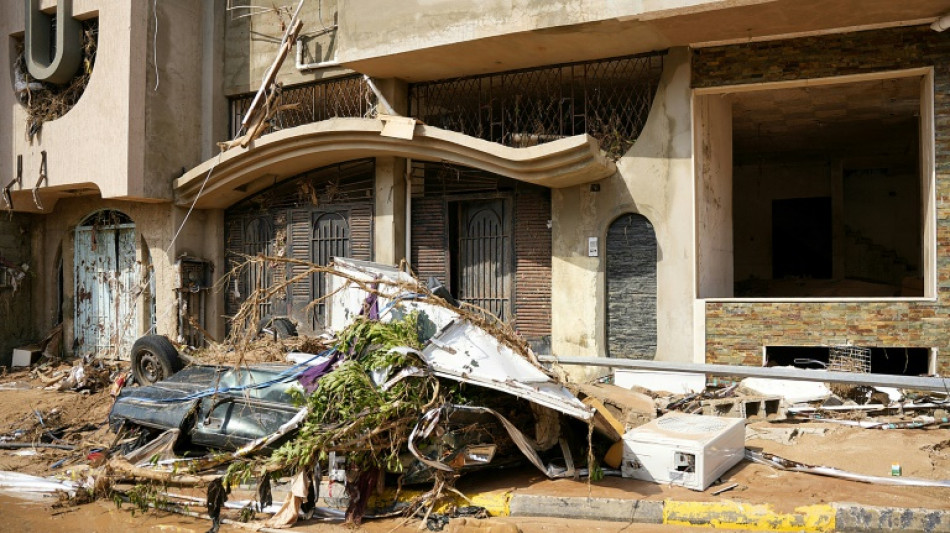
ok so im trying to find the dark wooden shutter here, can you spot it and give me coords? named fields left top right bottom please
left=349, top=203, right=373, bottom=261
left=411, top=197, right=447, bottom=284
left=286, top=209, right=312, bottom=329
left=513, top=189, right=552, bottom=340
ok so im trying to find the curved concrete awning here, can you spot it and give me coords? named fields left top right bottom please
left=174, top=117, right=616, bottom=208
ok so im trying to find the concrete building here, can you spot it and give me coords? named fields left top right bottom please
left=2, top=0, right=949, bottom=379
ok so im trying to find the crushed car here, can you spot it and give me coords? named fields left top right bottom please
left=110, top=259, right=594, bottom=492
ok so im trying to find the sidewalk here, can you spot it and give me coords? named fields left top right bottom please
left=365, top=463, right=950, bottom=533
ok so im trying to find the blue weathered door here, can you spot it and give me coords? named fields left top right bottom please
left=74, top=223, right=139, bottom=359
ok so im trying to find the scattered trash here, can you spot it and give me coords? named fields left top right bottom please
left=102, top=256, right=599, bottom=525
left=746, top=450, right=950, bottom=488
left=740, top=374, right=832, bottom=404
left=614, top=369, right=706, bottom=394
left=0, top=471, right=79, bottom=497
left=710, top=482, right=739, bottom=495
left=746, top=426, right=828, bottom=445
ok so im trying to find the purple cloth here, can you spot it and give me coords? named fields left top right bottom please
left=359, top=282, right=380, bottom=320
left=298, top=350, right=341, bottom=393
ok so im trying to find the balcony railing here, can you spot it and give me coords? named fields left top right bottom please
left=228, top=75, right=374, bottom=139
left=409, top=53, right=665, bottom=159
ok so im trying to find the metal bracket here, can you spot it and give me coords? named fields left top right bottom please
left=32, top=151, right=48, bottom=210
left=2, top=155, right=23, bottom=210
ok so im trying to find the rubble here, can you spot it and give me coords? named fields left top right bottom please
left=5, top=255, right=950, bottom=529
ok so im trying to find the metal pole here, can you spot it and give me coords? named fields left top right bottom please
left=538, top=355, right=950, bottom=393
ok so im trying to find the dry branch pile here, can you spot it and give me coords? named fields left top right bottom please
left=14, top=20, right=98, bottom=140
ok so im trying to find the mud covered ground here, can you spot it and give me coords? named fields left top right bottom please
left=1, top=365, right=949, bottom=531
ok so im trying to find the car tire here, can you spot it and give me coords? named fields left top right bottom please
left=259, top=317, right=298, bottom=339
left=131, top=335, right=182, bottom=385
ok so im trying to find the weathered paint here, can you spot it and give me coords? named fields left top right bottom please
left=74, top=223, right=140, bottom=359
left=663, top=500, right=835, bottom=531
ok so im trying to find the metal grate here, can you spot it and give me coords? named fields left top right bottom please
left=828, top=345, right=871, bottom=373
left=228, top=75, right=375, bottom=138
left=410, top=53, right=665, bottom=159
left=311, top=212, right=350, bottom=328
left=457, top=199, right=511, bottom=321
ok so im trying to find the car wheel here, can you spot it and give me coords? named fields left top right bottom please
left=259, top=317, right=298, bottom=339
left=131, top=335, right=182, bottom=385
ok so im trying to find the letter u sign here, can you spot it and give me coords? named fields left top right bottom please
left=24, top=0, right=81, bottom=84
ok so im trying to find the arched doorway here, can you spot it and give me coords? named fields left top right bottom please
left=74, top=209, right=140, bottom=359
left=311, top=212, right=350, bottom=327
left=606, top=213, right=657, bottom=359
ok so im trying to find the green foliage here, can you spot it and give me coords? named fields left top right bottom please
left=271, top=313, right=443, bottom=475
left=224, top=460, right=255, bottom=488
left=126, top=483, right=168, bottom=516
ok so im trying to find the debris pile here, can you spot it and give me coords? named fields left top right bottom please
left=16, top=257, right=597, bottom=530
left=4, top=255, right=950, bottom=529
left=13, top=20, right=98, bottom=140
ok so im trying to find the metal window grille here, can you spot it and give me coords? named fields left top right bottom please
left=828, top=345, right=871, bottom=373
left=228, top=75, right=374, bottom=138
left=410, top=53, right=665, bottom=159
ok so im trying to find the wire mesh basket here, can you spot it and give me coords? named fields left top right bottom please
left=828, top=345, right=871, bottom=373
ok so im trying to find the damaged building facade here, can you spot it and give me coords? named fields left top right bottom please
left=2, top=0, right=950, bottom=378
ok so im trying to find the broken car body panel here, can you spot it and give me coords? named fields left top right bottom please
left=329, top=258, right=592, bottom=421
left=109, top=364, right=302, bottom=450
left=421, top=321, right=592, bottom=421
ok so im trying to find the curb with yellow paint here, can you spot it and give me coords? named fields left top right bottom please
left=366, top=489, right=950, bottom=531
left=370, top=488, right=513, bottom=516
left=663, top=500, right=835, bottom=532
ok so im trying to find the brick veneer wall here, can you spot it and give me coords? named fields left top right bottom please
left=692, top=26, right=950, bottom=373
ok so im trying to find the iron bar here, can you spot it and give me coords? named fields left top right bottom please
left=538, top=355, right=950, bottom=393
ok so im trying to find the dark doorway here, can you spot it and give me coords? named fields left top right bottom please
left=448, top=198, right=512, bottom=321
left=606, top=213, right=657, bottom=359
left=772, top=197, right=832, bottom=279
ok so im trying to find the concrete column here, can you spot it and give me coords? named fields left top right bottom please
left=373, top=78, right=409, bottom=266
left=695, top=93, right=734, bottom=298
left=374, top=157, right=407, bottom=265
left=371, top=78, right=409, bottom=115
left=201, top=0, right=227, bottom=159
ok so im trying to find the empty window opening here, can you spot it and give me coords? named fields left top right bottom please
left=723, top=76, right=925, bottom=298
left=765, top=346, right=931, bottom=376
